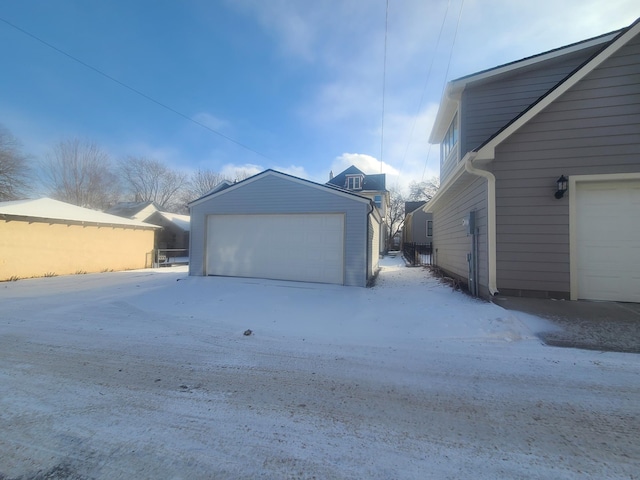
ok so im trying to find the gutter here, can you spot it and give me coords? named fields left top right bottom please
left=464, top=154, right=498, bottom=296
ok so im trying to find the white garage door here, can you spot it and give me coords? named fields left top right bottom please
left=575, top=179, right=640, bottom=302
left=206, top=214, right=345, bottom=285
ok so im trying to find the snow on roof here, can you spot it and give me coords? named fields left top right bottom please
left=0, top=198, right=159, bottom=229
left=158, top=211, right=190, bottom=232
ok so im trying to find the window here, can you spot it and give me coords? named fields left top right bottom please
left=346, top=175, right=362, bottom=190
left=440, top=113, right=459, bottom=163
left=374, top=195, right=382, bottom=209
left=427, top=220, right=433, bottom=237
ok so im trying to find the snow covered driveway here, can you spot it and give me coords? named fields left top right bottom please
left=1, top=257, right=638, bottom=479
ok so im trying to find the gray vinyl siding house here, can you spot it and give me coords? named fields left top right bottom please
left=189, top=170, right=381, bottom=287
left=427, top=18, right=640, bottom=302
left=402, top=202, right=433, bottom=245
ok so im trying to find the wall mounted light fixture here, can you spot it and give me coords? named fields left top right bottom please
left=555, top=175, right=568, bottom=199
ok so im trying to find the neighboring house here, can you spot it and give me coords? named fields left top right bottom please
left=0, top=198, right=157, bottom=281
left=107, top=201, right=190, bottom=253
left=189, top=169, right=381, bottom=287
left=426, top=18, right=640, bottom=302
left=402, top=201, right=433, bottom=245
left=327, top=165, right=390, bottom=253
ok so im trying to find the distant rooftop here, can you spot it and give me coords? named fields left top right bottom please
left=0, top=198, right=158, bottom=228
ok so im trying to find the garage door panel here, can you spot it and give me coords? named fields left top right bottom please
left=576, top=179, right=640, bottom=302
left=207, top=214, right=344, bottom=284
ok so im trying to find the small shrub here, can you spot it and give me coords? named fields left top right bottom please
left=75, top=270, right=87, bottom=275
left=2, top=276, right=21, bottom=282
left=100, top=268, right=114, bottom=273
left=44, top=272, right=57, bottom=277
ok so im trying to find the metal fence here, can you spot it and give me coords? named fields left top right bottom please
left=402, top=242, right=432, bottom=266
left=154, top=248, right=189, bottom=267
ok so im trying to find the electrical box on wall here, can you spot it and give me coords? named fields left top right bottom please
left=463, top=211, right=476, bottom=236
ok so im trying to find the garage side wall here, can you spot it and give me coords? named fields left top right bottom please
left=189, top=175, right=370, bottom=287
left=430, top=174, right=489, bottom=297
left=368, top=214, right=380, bottom=280
left=0, top=220, right=155, bottom=281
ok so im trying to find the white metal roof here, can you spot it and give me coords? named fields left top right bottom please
left=0, top=198, right=159, bottom=228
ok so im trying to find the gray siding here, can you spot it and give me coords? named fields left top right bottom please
left=461, top=45, right=603, bottom=155
left=491, top=33, right=640, bottom=296
left=404, top=210, right=432, bottom=244
left=440, top=144, right=460, bottom=184
left=189, top=173, right=371, bottom=287
left=431, top=174, right=489, bottom=296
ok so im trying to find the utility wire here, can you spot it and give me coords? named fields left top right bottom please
left=397, top=0, right=451, bottom=181
left=0, top=16, right=271, bottom=161
left=379, top=0, right=389, bottom=173
left=421, top=0, right=465, bottom=182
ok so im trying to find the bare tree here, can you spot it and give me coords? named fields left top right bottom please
left=41, top=138, right=119, bottom=209
left=0, top=126, right=32, bottom=201
left=232, top=168, right=256, bottom=182
left=120, top=156, right=188, bottom=212
left=386, top=187, right=406, bottom=249
left=188, top=168, right=226, bottom=199
left=408, top=177, right=440, bottom=201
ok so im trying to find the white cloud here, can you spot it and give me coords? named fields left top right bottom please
left=219, top=162, right=310, bottom=181
left=331, top=153, right=397, bottom=176
left=220, top=163, right=263, bottom=180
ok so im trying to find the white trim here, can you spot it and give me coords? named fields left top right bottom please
left=428, top=31, right=617, bottom=144
left=569, top=172, right=640, bottom=300
left=464, top=155, right=498, bottom=295
left=422, top=152, right=473, bottom=212
left=475, top=21, right=640, bottom=161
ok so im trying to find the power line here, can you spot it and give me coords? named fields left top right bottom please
left=397, top=0, right=451, bottom=180
left=379, top=0, right=389, bottom=173
left=0, top=16, right=271, bottom=161
left=421, top=0, right=465, bottom=182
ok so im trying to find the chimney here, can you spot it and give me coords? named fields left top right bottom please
left=329, top=170, right=334, bottom=180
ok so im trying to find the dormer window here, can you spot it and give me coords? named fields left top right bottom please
left=441, top=112, right=459, bottom=164
left=346, top=175, right=363, bottom=190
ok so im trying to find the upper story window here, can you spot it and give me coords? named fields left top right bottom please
left=441, top=113, right=459, bottom=163
left=346, top=175, right=363, bottom=190
left=374, top=195, right=382, bottom=209
left=427, top=220, right=433, bottom=237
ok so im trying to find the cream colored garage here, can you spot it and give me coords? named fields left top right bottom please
left=572, top=177, right=640, bottom=302
left=0, top=198, right=157, bottom=281
left=206, top=213, right=345, bottom=284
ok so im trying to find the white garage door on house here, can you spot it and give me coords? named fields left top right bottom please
left=206, top=213, right=345, bottom=285
left=575, top=179, right=640, bottom=302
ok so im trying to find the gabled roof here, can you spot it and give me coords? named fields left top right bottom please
left=425, top=16, right=640, bottom=209
left=157, top=212, right=190, bottom=232
left=327, top=165, right=387, bottom=191
left=0, top=198, right=158, bottom=229
left=203, top=180, right=233, bottom=197
left=473, top=17, right=640, bottom=161
left=105, top=201, right=159, bottom=219
left=405, top=201, right=426, bottom=215
left=189, top=169, right=376, bottom=207
left=429, top=25, right=625, bottom=144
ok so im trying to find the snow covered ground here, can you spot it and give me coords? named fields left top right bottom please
left=1, top=256, right=638, bottom=479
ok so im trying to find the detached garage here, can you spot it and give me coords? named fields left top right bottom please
left=0, top=198, right=158, bottom=281
left=189, top=170, right=381, bottom=287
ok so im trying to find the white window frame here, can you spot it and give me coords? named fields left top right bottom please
left=440, top=112, right=459, bottom=165
left=346, top=175, right=363, bottom=190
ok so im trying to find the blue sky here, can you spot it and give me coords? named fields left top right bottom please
left=1, top=0, right=638, bottom=193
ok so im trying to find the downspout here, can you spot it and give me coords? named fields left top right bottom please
left=464, top=154, right=499, bottom=296
left=365, top=201, right=375, bottom=286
